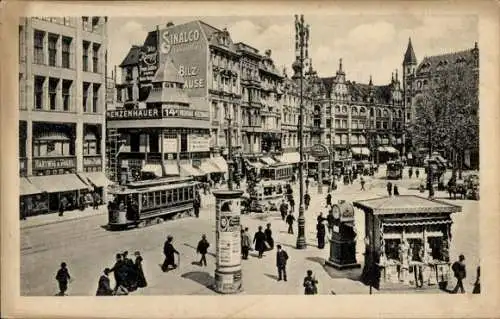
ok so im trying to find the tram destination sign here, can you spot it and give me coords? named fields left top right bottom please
left=107, top=108, right=209, bottom=121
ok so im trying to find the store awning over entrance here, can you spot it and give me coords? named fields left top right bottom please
left=200, top=160, right=220, bottom=174
left=141, top=164, right=163, bottom=177
left=278, top=152, right=300, bottom=164
left=180, top=164, right=205, bottom=177
left=211, top=156, right=228, bottom=173
left=80, top=172, right=114, bottom=188
left=29, top=174, right=91, bottom=194
left=260, top=157, right=276, bottom=165
left=20, top=177, right=41, bottom=196
left=351, top=147, right=371, bottom=156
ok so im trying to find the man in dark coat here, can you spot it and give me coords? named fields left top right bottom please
left=196, top=234, right=210, bottom=267
left=110, top=253, right=126, bottom=290
left=58, top=196, right=68, bottom=217
left=96, top=268, right=113, bottom=296
left=55, top=262, right=71, bottom=296
left=416, top=169, right=420, bottom=179
left=276, top=245, right=289, bottom=282
left=303, top=270, right=318, bottom=295
left=264, top=223, right=274, bottom=251
left=387, top=182, right=393, bottom=196
left=286, top=213, right=296, bottom=234
left=326, top=193, right=332, bottom=207
left=194, top=191, right=201, bottom=218
left=409, top=167, right=413, bottom=179
left=452, top=254, right=467, bottom=293
left=304, top=192, right=311, bottom=210
left=393, top=184, right=400, bottom=196
left=326, top=210, right=335, bottom=234
left=122, top=251, right=136, bottom=291
left=92, top=191, right=100, bottom=210
left=162, top=235, right=180, bottom=271
left=316, top=221, right=326, bottom=249
left=305, top=178, right=310, bottom=191
left=253, top=226, right=266, bottom=258
left=289, top=196, right=295, bottom=213
left=241, top=228, right=251, bottom=260
left=279, top=200, right=289, bottom=221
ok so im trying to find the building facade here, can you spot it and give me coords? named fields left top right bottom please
left=19, top=16, right=109, bottom=216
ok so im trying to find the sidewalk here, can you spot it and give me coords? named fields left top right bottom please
left=21, top=206, right=106, bottom=230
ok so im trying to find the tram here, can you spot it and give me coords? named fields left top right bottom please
left=247, top=179, right=287, bottom=213
left=307, top=159, right=329, bottom=179
left=260, top=163, right=294, bottom=181
left=107, top=177, right=199, bottom=230
left=386, top=160, right=404, bottom=179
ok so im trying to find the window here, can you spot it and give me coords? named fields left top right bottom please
left=62, top=80, right=72, bottom=111
left=83, top=82, right=90, bottom=112
left=49, top=78, right=58, bottom=110
left=82, top=16, right=89, bottom=30
left=351, top=107, right=358, bottom=115
left=342, top=106, right=347, bottom=113
left=92, top=43, right=100, bottom=73
left=376, top=109, right=381, bottom=117
left=383, top=109, right=389, bottom=117
left=326, top=119, right=331, bottom=128
left=376, top=121, right=381, bottom=129
left=82, top=41, right=90, bottom=71
left=126, top=86, right=133, bottom=101
left=352, top=120, right=358, bottom=129
left=92, top=17, right=100, bottom=32
left=34, top=76, right=45, bottom=109
left=34, top=30, right=45, bottom=64
left=335, top=105, right=341, bottom=113
left=62, top=37, right=71, bottom=68
left=383, top=122, right=388, bottom=129
left=48, top=34, right=58, bottom=66
left=341, top=120, right=347, bottom=128
left=92, top=83, right=100, bottom=112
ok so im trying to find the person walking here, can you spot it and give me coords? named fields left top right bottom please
left=326, top=210, right=334, bottom=234
left=289, top=196, right=295, bottom=214
left=360, top=177, right=366, bottom=191
left=241, top=227, right=251, bottom=260
left=304, top=192, right=311, bottom=210
left=305, top=178, right=310, bottom=192
left=286, top=213, right=296, bottom=234
left=316, top=221, right=326, bottom=249
left=55, top=262, right=71, bottom=296
left=162, top=235, right=180, bottom=272
left=409, top=167, right=413, bottom=179
left=451, top=254, right=467, bottom=294
left=133, top=251, right=147, bottom=289
left=58, top=196, right=68, bottom=217
left=317, top=212, right=326, bottom=224
left=303, top=270, right=318, bottom=295
left=416, top=168, right=420, bottom=179
left=196, top=234, right=210, bottom=267
left=326, top=193, right=332, bottom=207
left=265, top=223, right=274, bottom=251
left=279, top=199, right=288, bottom=221
left=96, top=268, right=114, bottom=296
left=276, top=245, right=289, bottom=282
left=92, top=191, right=100, bottom=210
left=122, top=251, right=135, bottom=291
left=194, top=191, right=201, bottom=218
left=393, top=184, right=400, bottom=196
left=387, top=182, right=393, bottom=196
left=253, top=226, right=266, bottom=258
left=110, top=253, right=126, bottom=291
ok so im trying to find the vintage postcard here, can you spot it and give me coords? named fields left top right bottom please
left=1, top=1, right=499, bottom=318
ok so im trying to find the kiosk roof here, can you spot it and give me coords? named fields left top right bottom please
left=353, top=195, right=462, bottom=215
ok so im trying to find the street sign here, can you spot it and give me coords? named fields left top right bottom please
left=310, top=143, right=330, bottom=159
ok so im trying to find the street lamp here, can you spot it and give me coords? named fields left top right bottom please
left=295, top=14, right=308, bottom=250
left=226, top=106, right=234, bottom=191
left=329, top=99, right=334, bottom=192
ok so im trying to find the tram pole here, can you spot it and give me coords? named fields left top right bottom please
left=227, top=113, right=233, bottom=191
left=296, top=14, right=307, bottom=250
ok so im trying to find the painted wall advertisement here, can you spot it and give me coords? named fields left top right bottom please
left=162, top=133, right=178, bottom=153
left=139, top=31, right=159, bottom=83
left=215, top=198, right=241, bottom=267
left=188, top=135, right=210, bottom=152
left=159, top=21, right=207, bottom=98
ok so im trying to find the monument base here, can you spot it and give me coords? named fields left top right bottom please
left=214, top=269, right=243, bottom=294
left=325, top=259, right=361, bottom=270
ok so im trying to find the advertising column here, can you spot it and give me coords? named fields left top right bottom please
left=213, top=189, right=244, bottom=294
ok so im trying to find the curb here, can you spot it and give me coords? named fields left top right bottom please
left=21, top=211, right=107, bottom=230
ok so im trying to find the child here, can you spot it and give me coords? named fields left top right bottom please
left=55, top=262, right=71, bottom=296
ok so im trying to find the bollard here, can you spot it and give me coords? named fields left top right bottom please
left=213, top=190, right=244, bottom=294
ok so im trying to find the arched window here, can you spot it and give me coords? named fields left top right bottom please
left=351, top=135, right=359, bottom=145
left=370, top=108, right=374, bottom=117
left=351, top=106, right=358, bottom=115
left=342, top=105, right=347, bottom=113
left=398, top=110, right=402, bottom=118
left=383, top=109, right=389, bottom=117
left=376, top=109, right=382, bottom=117
left=335, top=105, right=341, bottom=113
left=360, top=107, right=366, bottom=114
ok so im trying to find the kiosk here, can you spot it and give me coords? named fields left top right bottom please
left=354, top=195, right=461, bottom=290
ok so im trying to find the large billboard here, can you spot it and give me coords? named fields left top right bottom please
left=159, top=21, right=208, bottom=98
left=139, top=31, right=159, bottom=84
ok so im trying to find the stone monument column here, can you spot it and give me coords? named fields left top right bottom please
left=213, top=190, right=244, bottom=294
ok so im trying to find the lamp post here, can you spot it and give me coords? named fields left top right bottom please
left=295, top=14, right=308, bottom=250
left=226, top=108, right=234, bottom=191
left=329, top=99, right=334, bottom=192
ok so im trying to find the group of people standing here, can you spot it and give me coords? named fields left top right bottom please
left=240, top=224, right=275, bottom=259
left=104, top=250, right=147, bottom=295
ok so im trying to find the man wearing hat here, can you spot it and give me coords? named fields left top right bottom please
left=196, top=234, right=210, bottom=267
left=162, top=235, right=180, bottom=272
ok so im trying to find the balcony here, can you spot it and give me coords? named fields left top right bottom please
left=32, top=156, right=76, bottom=172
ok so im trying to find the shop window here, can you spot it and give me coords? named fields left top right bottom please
left=82, top=41, right=90, bottom=72
left=49, top=78, right=58, bottom=110
left=92, top=43, right=100, bottom=73
left=48, top=33, right=58, bottom=67
left=83, top=82, right=90, bottom=112
left=92, top=83, right=100, bottom=112
left=34, top=30, right=45, bottom=64
left=34, top=76, right=45, bottom=109
left=62, top=80, right=72, bottom=111
left=62, top=37, right=72, bottom=68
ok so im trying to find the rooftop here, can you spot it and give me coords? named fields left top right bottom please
left=353, top=195, right=462, bottom=215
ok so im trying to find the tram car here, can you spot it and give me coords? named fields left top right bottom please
left=107, top=177, right=199, bottom=230
left=307, top=159, right=330, bottom=179
left=386, top=160, right=404, bottom=179
left=260, top=163, right=294, bottom=181
left=249, top=179, right=287, bottom=213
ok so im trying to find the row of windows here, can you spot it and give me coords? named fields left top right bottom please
left=141, top=187, right=194, bottom=209
left=32, top=139, right=99, bottom=157
left=33, top=76, right=73, bottom=111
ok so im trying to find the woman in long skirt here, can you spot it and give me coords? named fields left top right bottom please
left=134, top=251, right=147, bottom=288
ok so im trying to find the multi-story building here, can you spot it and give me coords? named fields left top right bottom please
left=402, top=38, right=479, bottom=168
left=19, top=16, right=109, bottom=216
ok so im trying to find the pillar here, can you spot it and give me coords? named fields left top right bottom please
left=213, top=189, right=244, bottom=294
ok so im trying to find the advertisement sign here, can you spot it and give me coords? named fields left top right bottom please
left=107, top=108, right=209, bottom=121
left=215, top=198, right=241, bottom=267
left=310, top=143, right=330, bottom=159
left=188, top=135, right=210, bottom=152
left=158, top=21, right=207, bottom=98
left=33, top=157, right=76, bottom=170
left=162, top=134, right=178, bottom=153
left=139, top=31, right=159, bottom=83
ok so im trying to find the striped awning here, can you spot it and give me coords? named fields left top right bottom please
left=351, top=147, right=371, bottom=156
left=278, top=152, right=300, bottom=164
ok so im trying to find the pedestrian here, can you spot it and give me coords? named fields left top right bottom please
left=360, top=177, right=366, bottom=191
left=162, top=235, right=180, bottom=272
left=241, top=227, right=251, bottom=260
left=472, top=266, right=480, bottom=294
left=265, top=223, right=274, bottom=251
left=58, top=196, right=68, bottom=217
left=194, top=191, right=201, bottom=218
left=393, top=185, right=400, bottom=196
left=303, top=270, right=318, bottom=295
left=286, top=213, right=296, bottom=234
left=253, top=226, right=266, bottom=258
left=289, top=196, right=295, bottom=213
left=317, top=212, right=326, bottom=224
left=96, top=268, right=114, bottom=296
left=305, top=178, right=310, bottom=191
left=326, top=210, right=334, bottom=234
left=387, top=182, right=393, bottom=196
left=451, top=254, right=466, bottom=294
left=279, top=199, right=288, bottom=221
left=55, top=262, right=71, bottom=296
left=304, top=192, right=311, bottom=210
left=428, top=181, right=435, bottom=199
left=92, top=191, right=100, bottom=210
left=276, top=245, right=289, bottom=282
left=110, top=253, right=126, bottom=291
left=122, top=251, right=136, bottom=291
left=326, top=193, right=332, bottom=207
left=416, top=168, right=420, bottom=179
left=316, top=221, right=326, bottom=249
left=134, top=251, right=147, bottom=288
left=409, top=167, right=413, bottom=179
left=196, top=234, right=210, bottom=267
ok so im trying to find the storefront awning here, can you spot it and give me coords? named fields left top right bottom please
left=385, top=146, right=399, bottom=154
left=164, top=162, right=179, bottom=176
left=200, top=160, right=220, bottom=174
left=180, top=164, right=205, bottom=177
left=260, top=157, right=276, bottom=165
left=20, top=177, right=41, bottom=196
left=80, top=172, right=114, bottom=188
left=141, top=164, right=163, bottom=177
left=351, top=147, right=371, bottom=156
left=29, top=174, right=90, bottom=194
left=278, top=152, right=301, bottom=164
left=212, top=156, right=228, bottom=173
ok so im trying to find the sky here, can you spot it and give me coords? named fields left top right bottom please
left=107, top=15, right=477, bottom=85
